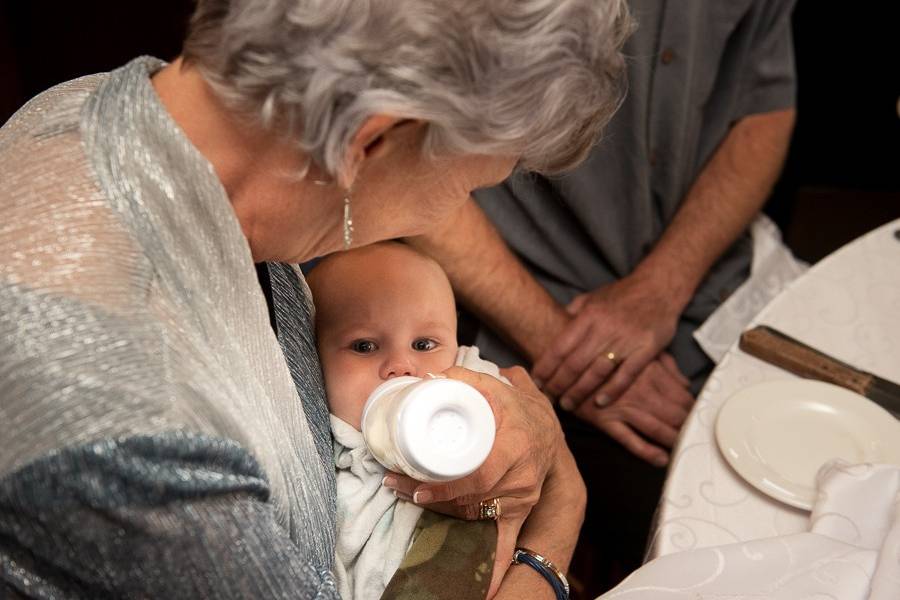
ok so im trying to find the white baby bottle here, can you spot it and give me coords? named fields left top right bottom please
left=361, top=376, right=496, bottom=482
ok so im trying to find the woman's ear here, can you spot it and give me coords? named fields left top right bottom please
left=339, top=114, right=415, bottom=188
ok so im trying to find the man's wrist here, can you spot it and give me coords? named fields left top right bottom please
left=630, top=254, right=698, bottom=316
left=519, top=304, right=569, bottom=364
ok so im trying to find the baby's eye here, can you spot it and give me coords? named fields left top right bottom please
left=411, top=338, right=438, bottom=352
left=351, top=340, right=378, bottom=354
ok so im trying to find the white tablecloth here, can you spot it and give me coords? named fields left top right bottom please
left=649, top=218, right=900, bottom=557
left=593, top=220, right=900, bottom=598
left=602, top=462, right=900, bottom=599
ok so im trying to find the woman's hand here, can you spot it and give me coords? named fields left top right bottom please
left=491, top=432, right=586, bottom=599
left=382, top=365, right=566, bottom=590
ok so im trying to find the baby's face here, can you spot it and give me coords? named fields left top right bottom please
left=309, top=244, right=459, bottom=429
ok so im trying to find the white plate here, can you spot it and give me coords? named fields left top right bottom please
left=716, top=379, right=900, bottom=510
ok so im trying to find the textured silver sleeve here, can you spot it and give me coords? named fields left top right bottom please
left=0, top=433, right=340, bottom=599
left=1, top=56, right=340, bottom=595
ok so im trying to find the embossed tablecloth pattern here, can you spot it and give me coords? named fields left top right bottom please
left=650, top=219, right=900, bottom=558
left=604, top=462, right=900, bottom=599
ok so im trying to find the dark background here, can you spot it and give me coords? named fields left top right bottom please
left=2, top=1, right=898, bottom=261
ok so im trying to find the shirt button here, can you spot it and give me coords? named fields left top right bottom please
left=660, top=48, right=676, bottom=65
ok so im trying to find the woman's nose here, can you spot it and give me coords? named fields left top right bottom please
left=380, top=353, right=417, bottom=380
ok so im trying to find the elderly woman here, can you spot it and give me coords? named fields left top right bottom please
left=0, top=1, right=629, bottom=598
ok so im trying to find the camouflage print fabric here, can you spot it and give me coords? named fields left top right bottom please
left=381, top=511, right=497, bottom=600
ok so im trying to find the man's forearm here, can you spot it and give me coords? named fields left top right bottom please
left=634, top=108, right=796, bottom=311
left=407, top=197, right=566, bottom=364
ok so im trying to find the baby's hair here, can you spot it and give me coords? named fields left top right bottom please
left=307, top=240, right=444, bottom=282
left=306, top=240, right=456, bottom=318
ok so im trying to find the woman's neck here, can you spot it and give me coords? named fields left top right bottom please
left=151, top=57, right=343, bottom=263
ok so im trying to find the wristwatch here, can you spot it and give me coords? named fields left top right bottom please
left=511, top=547, right=570, bottom=600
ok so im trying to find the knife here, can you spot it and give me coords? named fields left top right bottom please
left=739, top=325, right=900, bottom=419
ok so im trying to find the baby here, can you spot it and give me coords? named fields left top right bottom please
left=307, top=241, right=503, bottom=600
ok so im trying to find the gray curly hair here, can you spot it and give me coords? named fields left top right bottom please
left=184, top=0, right=632, bottom=178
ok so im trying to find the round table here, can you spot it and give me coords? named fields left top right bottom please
left=648, top=218, right=900, bottom=559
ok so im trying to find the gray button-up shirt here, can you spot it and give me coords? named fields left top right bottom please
left=474, top=0, right=797, bottom=379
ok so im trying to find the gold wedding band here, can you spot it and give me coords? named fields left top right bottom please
left=479, top=497, right=502, bottom=521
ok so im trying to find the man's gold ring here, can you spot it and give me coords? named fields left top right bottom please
left=479, top=497, right=502, bottom=521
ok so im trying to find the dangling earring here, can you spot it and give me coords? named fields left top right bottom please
left=342, top=189, right=354, bottom=250
left=313, top=177, right=354, bottom=250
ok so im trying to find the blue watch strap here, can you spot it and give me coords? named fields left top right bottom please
left=512, top=548, right=569, bottom=600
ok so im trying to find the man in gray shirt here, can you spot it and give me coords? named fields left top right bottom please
left=411, top=0, right=797, bottom=591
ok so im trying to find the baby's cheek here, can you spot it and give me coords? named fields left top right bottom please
left=323, top=364, right=374, bottom=429
left=325, top=381, right=365, bottom=428
left=321, top=360, right=349, bottom=407
left=426, top=349, right=458, bottom=374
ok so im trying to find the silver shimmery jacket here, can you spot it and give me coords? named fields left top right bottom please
left=0, top=57, right=339, bottom=599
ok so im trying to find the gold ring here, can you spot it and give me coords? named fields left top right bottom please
left=479, top=497, right=502, bottom=521
left=605, top=351, right=619, bottom=365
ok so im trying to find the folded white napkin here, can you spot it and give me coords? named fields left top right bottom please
left=693, top=214, right=808, bottom=363
left=600, top=461, right=900, bottom=599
